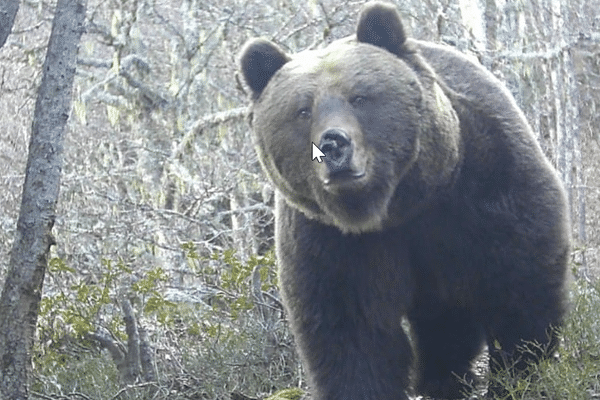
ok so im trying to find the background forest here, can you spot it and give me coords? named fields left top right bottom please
left=1, top=0, right=600, bottom=399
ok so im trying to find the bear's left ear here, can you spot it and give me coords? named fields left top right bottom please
left=239, top=38, right=290, bottom=100
left=356, top=2, right=408, bottom=57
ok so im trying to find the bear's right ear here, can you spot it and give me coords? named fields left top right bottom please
left=356, top=2, right=408, bottom=57
left=239, top=39, right=290, bottom=99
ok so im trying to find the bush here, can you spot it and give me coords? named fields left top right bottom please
left=33, top=246, right=301, bottom=400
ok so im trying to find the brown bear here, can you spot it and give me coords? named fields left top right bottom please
left=238, top=2, right=570, bottom=399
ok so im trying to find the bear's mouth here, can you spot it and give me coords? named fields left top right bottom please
left=322, top=169, right=366, bottom=188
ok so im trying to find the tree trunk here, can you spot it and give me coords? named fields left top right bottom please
left=0, top=0, right=86, bottom=398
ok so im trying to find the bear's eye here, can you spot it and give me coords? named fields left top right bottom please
left=351, top=95, right=367, bottom=107
left=296, top=107, right=312, bottom=120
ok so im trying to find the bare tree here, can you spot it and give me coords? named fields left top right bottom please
left=0, top=0, right=86, bottom=398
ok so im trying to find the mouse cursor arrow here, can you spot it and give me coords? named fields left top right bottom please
left=312, top=142, right=325, bottom=163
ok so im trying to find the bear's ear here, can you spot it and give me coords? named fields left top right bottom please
left=239, top=38, right=290, bottom=99
left=356, top=2, right=408, bottom=57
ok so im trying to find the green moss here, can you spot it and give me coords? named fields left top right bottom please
left=264, top=387, right=305, bottom=400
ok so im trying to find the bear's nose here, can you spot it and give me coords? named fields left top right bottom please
left=319, top=128, right=353, bottom=174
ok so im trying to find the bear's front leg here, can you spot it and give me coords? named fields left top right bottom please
left=276, top=204, right=413, bottom=400
left=294, top=318, right=413, bottom=400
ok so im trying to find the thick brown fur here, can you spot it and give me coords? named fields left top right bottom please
left=238, top=2, right=570, bottom=399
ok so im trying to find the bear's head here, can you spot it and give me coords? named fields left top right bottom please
left=239, top=2, right=461, bottom=233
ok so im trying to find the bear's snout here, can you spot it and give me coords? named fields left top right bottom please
left=319, top=128, right=354, bottom=175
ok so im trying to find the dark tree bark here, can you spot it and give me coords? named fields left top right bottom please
left=0, top=0, right=86, bottom=398
left=0, top=0, right=20, bottom=49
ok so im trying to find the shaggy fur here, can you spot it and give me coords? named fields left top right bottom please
left=239, top=2, right=570, bottom=399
